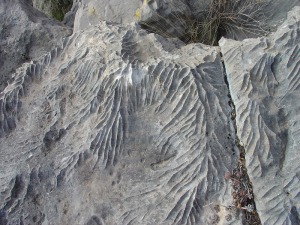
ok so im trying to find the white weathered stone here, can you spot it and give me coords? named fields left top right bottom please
left=73, top=0, right=140, bottom=32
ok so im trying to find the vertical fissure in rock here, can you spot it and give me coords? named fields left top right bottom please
left=221, top=53, right=262, bottom=225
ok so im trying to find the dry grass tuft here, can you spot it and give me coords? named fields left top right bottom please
left=140, top=0, right=267, bottom=45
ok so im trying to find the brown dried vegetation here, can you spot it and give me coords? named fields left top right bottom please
left=225, top=155, right=261, bottom=225
left=140, top=0, right=267, bottom=45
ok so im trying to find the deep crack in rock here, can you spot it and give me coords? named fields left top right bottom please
left=221, top=53, right=262, bottom=225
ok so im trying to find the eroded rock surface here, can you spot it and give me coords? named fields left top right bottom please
left=63, top=0, right=80, bottom=26
left=220, top=6, right=300, bottom=225
left=1, top=0, right=300, bottom=224
left=0, top=22, right=240, bottom=224
left=73, top=0, right=140, bottom=32
left=0, top=0, right=72, bottom=92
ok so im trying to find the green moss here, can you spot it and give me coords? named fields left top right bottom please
left=52, top=9, right=65, bottom=21
left=51, top=0, right=72, bottom=21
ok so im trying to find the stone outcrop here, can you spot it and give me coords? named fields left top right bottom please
left=73, top=0, right=140, bottom=32
left=0, top=0, right=72, bottom=92
left=63, top=0, right=80, bottom=26
left=1, top=0, right=300, bottom=225
left=0, top=21, right=241, bottom=225
left=220, top=6, right=300, bottom=225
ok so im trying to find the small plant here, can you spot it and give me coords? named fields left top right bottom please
left=139, top=0, right=267, bottom=45
left=224, top=159, right=261, bottom=224
left=52, top=0, right=72, bottom=21
left=224, top=167, right=255, bottom=212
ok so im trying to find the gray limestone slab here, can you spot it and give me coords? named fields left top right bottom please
left=0, top=0, right=72, bottom=92
left=220, top=6, right=300, bottom=225
left=73, top=0, right=140, bottom=32
left=0, top=22, right=240, bottom=224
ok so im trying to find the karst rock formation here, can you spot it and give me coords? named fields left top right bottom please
left=0, top=0, right=300, bottom=225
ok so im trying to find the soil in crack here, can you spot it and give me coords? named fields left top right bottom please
left=223, top=59, right=262, bottom=225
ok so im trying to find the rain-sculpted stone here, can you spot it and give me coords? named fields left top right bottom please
left=0, top=22, right=240, bottom=224
left=220, top=6, right=300, bottom=225
left=0, top=0, right=72, bottom=92
left=73, top=0, right=140, bottom=32
left=1, top=0, right=300, bottom=224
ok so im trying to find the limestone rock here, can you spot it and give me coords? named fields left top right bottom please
left=73, top=0, right=140, bottom=32
left=259, top=0, right=300, bottom=31
left=220, top=6, right=300, bottom=225
left=0, top=21, right=240, bottom=224
left=63, top=0, right=80, bottom=26
left=2, top=0, right=300, bottom=224
left=135, top=0, right=192, bottom=42
left=136, top=0, right=191, bottom=21
left=0, top=0, right=72, bottom=92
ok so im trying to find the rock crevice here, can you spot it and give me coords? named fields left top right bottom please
left=0, top=1, right=300, bottom=225
left=220, top=6, right=300, bottom=224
